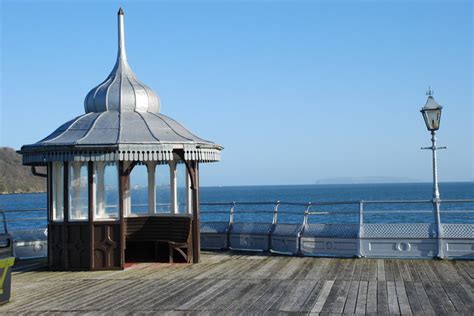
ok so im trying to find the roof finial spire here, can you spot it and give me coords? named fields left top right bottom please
left=117, top=7, right=127, bottom=61
left=426, top=86, right=434, bottom=97
left=84, top=8, right=161, bottom=114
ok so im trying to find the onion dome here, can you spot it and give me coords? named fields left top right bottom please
left=84, top=8, right=160, bottom=113
left=20, top=8, right=222, bottom=164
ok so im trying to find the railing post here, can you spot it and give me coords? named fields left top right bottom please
left=358, top=201, right=364, bottom=258
left=299, top=203, right=311, bottom=256
left=269, top=201, right=280, bottom=251
left=227, top=202, right=235, bottom=249
left=0, top=212, right=7, bottom=235
left=229, top=202, right=235, bottom=226
left=303, top=203, right=311, bottom=227
left=272, top=201, right=280, bottom=225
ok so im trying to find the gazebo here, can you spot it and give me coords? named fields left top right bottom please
left=19, top=8, right=222, bottom=271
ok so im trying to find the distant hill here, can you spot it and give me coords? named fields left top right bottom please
left=0, top=147, right=46, bottom=194
left=314, top=176, right=422, bottom=185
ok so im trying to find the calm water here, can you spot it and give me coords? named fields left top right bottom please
left=0, top=182, right=473, bottom=232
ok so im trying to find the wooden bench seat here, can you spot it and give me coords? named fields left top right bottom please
left=125, top=216, right=193, bottom=263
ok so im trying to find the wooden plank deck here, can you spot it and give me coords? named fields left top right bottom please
left=3, top=252, right=474, bottom=315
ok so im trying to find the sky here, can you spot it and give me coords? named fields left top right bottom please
left=1, top=0, right=473, bottom=186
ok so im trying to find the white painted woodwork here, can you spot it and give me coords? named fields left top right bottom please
left=169, top=160, right=178, bottom=214
left=147, top=162, right=156, bottom=215
left=95, top=162, right=105, bottom=219
left=124, top=162, right=131, bottom=217
left=186, top=171, right=192, bottom=215
left=52, top=162, right=64, bottom=221
left=71, top=162, right=82, bottom=219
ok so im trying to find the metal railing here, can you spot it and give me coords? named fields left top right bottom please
left=2, top=199, right=474, bottom=229
left=1, top=199, right=473, bottom=259
left=200, top=199, right=474, bottom=258
left=201, top=199, right=474, bottom=223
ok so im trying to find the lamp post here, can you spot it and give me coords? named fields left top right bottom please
left=420, top=88, right=446, bottom=259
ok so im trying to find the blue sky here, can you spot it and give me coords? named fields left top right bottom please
left=1, top=0, right=472, bottom=186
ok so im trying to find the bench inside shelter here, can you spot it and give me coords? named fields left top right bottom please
left=125, top=215, right=193, bottom=263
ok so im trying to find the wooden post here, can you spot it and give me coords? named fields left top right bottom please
left=63, top=162, right=69, bottom=269
left=147, top=162, right=156, bottom=215
left=96, top=162, right=105, bottom=218
left=88, top=161, right=94, bottom=270
left=186, top=172, right=192, bottom=215
left=51, top=162, right=64, bottom=222
left=72, top=162, right=82, bottom=219
left=118, top=162, right=125, bottom=269
left=47, top=163, right=53, bottom=268
left=191, top=161, right=200, bottom=263
left=171, top=150, right=200, bottom=264
left=169, top=160, right=178, bottom=214
left=47, top=163, right=52, bottom=223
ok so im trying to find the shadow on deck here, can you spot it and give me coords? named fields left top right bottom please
left=4, top=251, right=474, bottom=315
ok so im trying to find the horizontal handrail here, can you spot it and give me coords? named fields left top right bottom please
left=232, top=209, right=274, bottom=213
left=308, top=201, right=360, bottom=205
left=201, top=211, right=230, bottom=214
left=201, top=200, right=474, bottom=207
left=2, top=209, right=472, bottom=217
left=226, top=201, right=277, bottom=205
left=3, top=199, right=472, bottom=213
left=307, top=211, right=358, bottom=215
left=2, top=217, right=47, bottom=222
left=275, top=210, right=308, bottom=214
left=438, top=199, right=474, bottom=203
left=0, top=209, right=47, bottom=213
left=201, top=202, right=236, bottom=206
left=439, top=210, right=474, bottom=213
left=361, top=210, right=434, bottom=214
left=363, top=200, right=433, bottom=204
left=2, top=199, right=473, bottom=224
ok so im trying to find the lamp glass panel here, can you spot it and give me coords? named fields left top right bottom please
left=69, top=162, right=89, bottom=221
left=423, top=109, right=441, bottom=131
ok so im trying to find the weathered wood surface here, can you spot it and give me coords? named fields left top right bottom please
left=4, top=252, right=474, bottom=315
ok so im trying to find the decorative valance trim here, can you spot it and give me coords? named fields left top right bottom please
left=20, top=144, right=221, bottom=164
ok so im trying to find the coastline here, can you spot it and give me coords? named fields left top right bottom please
left=0, top=190, right=46, bottom=196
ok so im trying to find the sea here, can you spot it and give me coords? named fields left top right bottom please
left=0, top=182, right=473, bottom=233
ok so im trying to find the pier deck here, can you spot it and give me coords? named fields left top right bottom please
left=5, top=252, right=474, bottom=315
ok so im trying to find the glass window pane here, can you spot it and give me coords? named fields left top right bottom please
left=156, top=163, right=170, bottom=213
left=69, top=162, right=89, bottom=221
left=52, top=162, right=64, bottom=221
left=130, top=164, right=148, bottom=215
left=94, top=162, right=119, bottom=220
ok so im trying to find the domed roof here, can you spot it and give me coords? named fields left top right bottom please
left=84, top=8, right=160, bottom=113
left=20, top=8, right=222, bottom=164
left=34, top=111, right=214, bottom=146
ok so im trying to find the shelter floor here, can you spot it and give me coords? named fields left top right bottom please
left=5, top=252, right=474, bottom=315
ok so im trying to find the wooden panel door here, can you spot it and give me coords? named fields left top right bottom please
left=48, top=223, right=66, bottom=269
left=66, top=222, right=91, bottom=270
left=93, top=222, right=122, bottom=270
